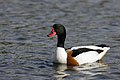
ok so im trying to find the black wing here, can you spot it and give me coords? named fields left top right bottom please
left=95, top=44, right=109, bottom=48
left=71, top=48, right=103, bottom=57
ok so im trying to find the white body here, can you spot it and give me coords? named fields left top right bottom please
left=52, top=46, right=110, bottom=65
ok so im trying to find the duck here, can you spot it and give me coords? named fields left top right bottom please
left=47, top=24, right=110, bottom=66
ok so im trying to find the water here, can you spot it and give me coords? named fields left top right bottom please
left=0, top=0, right=120, bottom=80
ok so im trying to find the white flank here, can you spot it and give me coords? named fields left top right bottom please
left=71, top=46, right=110, bottom=65
left=74, top=51, right=99, bottom=65
left=52, top=47, right=67, bottom=64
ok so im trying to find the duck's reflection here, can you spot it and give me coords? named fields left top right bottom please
left=53, top=60, right=108, bottom=79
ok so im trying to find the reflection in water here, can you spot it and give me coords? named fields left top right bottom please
left=53, top=60, right=108, bottom=79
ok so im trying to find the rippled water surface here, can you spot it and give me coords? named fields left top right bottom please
left=0, top=0, right=120, bottom=80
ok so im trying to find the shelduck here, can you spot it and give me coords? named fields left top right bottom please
left=47, top=24, right=110, bottom=66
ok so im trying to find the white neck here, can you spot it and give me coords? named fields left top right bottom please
left=53, top=47, right=67, bottom=64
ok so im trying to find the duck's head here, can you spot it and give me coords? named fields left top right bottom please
left=47, top=24, right=66, bottom=37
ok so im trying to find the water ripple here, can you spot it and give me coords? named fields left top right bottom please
left=0, top=0, right=120, bottom=80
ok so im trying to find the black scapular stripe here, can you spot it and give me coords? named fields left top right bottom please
left=71, top=48, right=103, bottom=57
left=96, top=44, right=109, bottom=48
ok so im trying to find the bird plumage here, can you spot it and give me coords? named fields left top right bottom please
left=48, top=24, right=110, bottom=65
